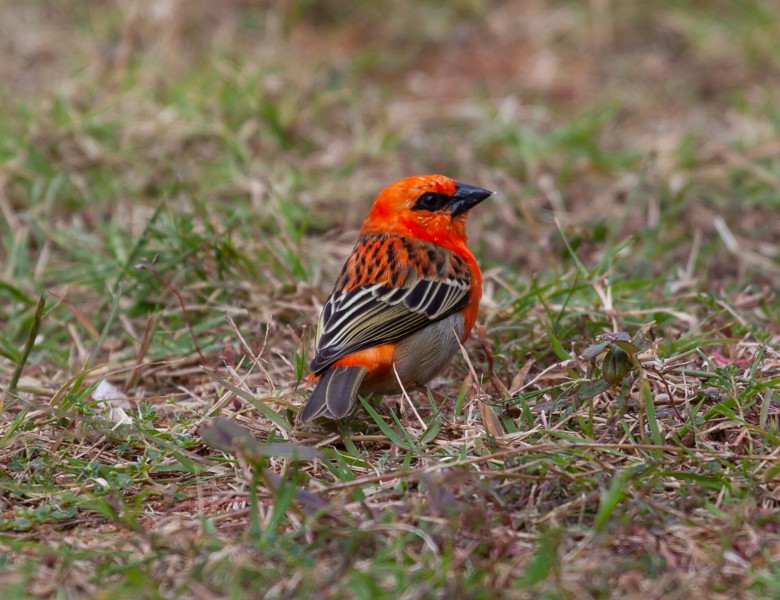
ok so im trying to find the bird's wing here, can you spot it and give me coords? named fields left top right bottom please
left=309, top=235, right=472, bottom=374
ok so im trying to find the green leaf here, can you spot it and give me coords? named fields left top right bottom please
left=202, top=368, right=291, bottom=433
left=602, top=332, right=631, bottom=342
left=593, top=468, right=631, bottom=532
left=603, top=346, right=633, bottom=385
left=658, top=471, right=731, bottom=491
left=577, top=379, right=610, bottom=400
left=582, top=340, right=610, bottom=359
left=547, top=328, right=570, bottom=361
left=0, top=281, right=34, bottom=305
left=641, top=379, right=663, bottom=446
left=760, top=389, right=774, bottom=430
left=8, top=295, right=46, bottom=393
left=201, top=417, right=321, bottom=462
left=613, top=339, right=641, bottom=355
left=260, top=470, right=298, bottom=546
left=517, top=528, right=561, bottom=587
left=419, top=415, right=443, bottom=445
left=764, top=460, right=780, bottom=483
left=359, top=397, right=415, bottom=450
left=201, top=416, right=259, bottom=455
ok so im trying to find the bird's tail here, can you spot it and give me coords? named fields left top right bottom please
left=298, top=366, right=369, bottom=423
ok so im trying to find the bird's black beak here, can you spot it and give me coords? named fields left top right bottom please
left=449, top=182, right=494, bottom=216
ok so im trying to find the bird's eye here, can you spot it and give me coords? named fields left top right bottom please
left=412, top=192, right=450, bottom=212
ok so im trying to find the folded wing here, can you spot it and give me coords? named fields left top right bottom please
left=309, top=235, right=471, bottom=375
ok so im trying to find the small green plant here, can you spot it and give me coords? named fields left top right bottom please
left=579, top=322, right=655, bottom=400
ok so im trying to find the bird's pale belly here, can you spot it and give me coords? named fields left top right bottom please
left=359, top=313, right=466, bottom=396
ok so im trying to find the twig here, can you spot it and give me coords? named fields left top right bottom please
left=393, top=363, right=426, bottom=429
left=8, top=296, right=46, bottom=395
left=141, top=259, right=205, bottom=361
left=124, top=311, right=157, bottom=393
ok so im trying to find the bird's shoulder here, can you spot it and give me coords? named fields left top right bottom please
left=334, top=232, right=470, bottom=293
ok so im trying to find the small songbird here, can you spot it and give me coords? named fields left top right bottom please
left=298, top=174, right=493, bottom=423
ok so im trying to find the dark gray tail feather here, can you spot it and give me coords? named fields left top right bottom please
left=298, top=366, right=368, bottom=423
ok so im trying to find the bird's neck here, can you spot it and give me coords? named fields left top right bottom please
left=362, top=213, right=470, bottom=256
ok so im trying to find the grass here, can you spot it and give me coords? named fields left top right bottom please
left=1, top=1, right=779, bottom=598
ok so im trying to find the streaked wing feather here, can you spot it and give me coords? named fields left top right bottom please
left=310, top=267, right=470, bottom=374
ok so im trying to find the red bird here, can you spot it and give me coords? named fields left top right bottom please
left=298, top=174, right=492, bottom=423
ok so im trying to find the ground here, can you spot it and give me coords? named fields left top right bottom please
left=1, top=1, right=779, bottom=598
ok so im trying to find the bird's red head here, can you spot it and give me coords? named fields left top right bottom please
left=361, top=174, right=493, bottom=246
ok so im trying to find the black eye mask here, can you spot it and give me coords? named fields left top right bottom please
left=412, top=192, right=451, bottom=212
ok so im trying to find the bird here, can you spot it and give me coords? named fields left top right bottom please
left=298, top=174, right=493, bottom=423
